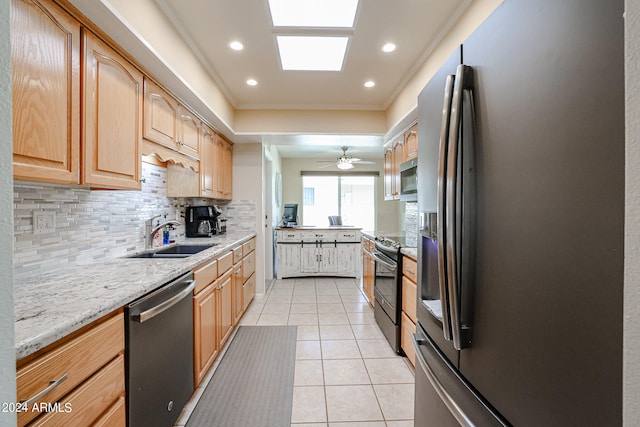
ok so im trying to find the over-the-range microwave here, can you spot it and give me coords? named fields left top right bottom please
left=400, top=158, right=417, bottom=201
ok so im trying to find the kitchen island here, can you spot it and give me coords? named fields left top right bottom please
left=275, top=226, right=361, bottom=279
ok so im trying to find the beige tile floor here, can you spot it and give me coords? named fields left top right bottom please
left=239, top=277, right=415, bottom=427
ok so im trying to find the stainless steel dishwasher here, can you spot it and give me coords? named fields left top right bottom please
left=126, top=271, right=195, bottom=427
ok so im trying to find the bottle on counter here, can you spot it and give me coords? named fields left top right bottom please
left=163, top=226, right=170, bottom=245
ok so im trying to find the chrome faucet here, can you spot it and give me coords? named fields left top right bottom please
left=145, top=215, right=181, bottom=250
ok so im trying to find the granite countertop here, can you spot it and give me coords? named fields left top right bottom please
left=14, top=231, right=255, bottom=360
left=401, top=247, right=418, bottom=260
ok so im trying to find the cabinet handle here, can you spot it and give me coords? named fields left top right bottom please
left=20, top=374, right=68, bottom=406
left=406, top=269, right=415, bottom=275
left=139, top=177, right=146, bottom=183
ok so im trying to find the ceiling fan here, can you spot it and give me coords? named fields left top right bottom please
left=317, top=146, right=376, bottom=170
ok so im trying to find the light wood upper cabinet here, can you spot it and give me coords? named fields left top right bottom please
left=11, top=0, right=80, bottom=184
left=83, top=29, right=142, bottom=189
left=177, top=105, right=200, bottom=158
left=214, top=135, right=233, bottom=200
left=383, top=147, right=394, bottom=200
left=404, top=124, right=418, bottom=161
left=200, top=125, right=215, bottom=198
left=143, top=77, right=179, bottom=149
left=143, top=77, right=200, bottom=159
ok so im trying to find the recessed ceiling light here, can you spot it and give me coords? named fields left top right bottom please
left=246, top=79, right=258, bottom=86
left=277, top=36, right=349, bottom=71
left=229, top=41, right=244, bottom=51
left=382, top=43, right=396, bottom=53
left=364, top=81, right=375, bottom=88
left=268, top=0, right=359, bottom=27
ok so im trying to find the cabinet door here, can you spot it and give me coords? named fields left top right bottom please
left=143, top=77, right=178, bottom=148
left=177, top=104, right=200, bottom=158
left=193, top=284, right=217, bottom=387
left=404, top=124, right=418, bottom=160
left=11, top=0, right=80, bottom=184
left=200, top=126, right=215, bottom=198
left=277, top=244, right=301, bottom=278
left=233, top=263, right=244, bottom=325
left=336, top=244, right=357, bottom=276
left=243, top=272, right=256, bottom=310
left=217, top=270, right=234, bottom=349
left=383, top=148, right=394, bottom=200
left=83, top=30, right=142, bottom=189
left=300, top=246, right=319, bottom=273
left=392, top=139, right=403, bottom=199
left=222, top=140, right=233, bottom=199
left=214, top=135, right=225, bottom=199
left=320, top=245, right=338, bottom=274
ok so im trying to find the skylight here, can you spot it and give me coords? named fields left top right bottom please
left=268, top=0, right=359, bottom=28
left=277, top=36, right=349, bottom=71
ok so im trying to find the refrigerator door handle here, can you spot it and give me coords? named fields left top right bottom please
left=437, top=73, right=456, bottom=341
left=446, top=64, right=475, bottom=350
left=412, top=332, right=475, bottom=427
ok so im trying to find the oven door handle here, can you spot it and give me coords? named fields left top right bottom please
left=372, top=252, right=397, bottom=270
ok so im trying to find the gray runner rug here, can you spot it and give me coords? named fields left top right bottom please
left=186, top=325, right=297, bottom=427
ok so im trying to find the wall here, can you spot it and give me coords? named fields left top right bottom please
left=280, top=158, right=402, bottom=232
left=0, top=0, right=16, bottom=423
left=232, top=143, right=266, bottom=294
left=385, top=0, right=503, bottom=130
left=625, top=0, right=640, bottom=423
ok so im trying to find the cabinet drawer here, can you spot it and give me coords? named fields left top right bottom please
left=232, top=246, right=243, bottom=264
left=17, top=313, right=124, bottom=426
left=242, top=251, right=256, bottom=282
left=402, top=276, right=417, bottom=323
left=401, top=312, right=416, bottom=367
left=217, top=251, right=233, bottom=275
left=337, top=231, right=357, bottom=242
left=193, top=258, right=217, bottom=294
left=278, top=231, right=299, bottom=242
left=402, top=256, right=417, bottom=283
left=31, top=354, right=125, bottom=427
left=242, top=237, right=256, bottom=254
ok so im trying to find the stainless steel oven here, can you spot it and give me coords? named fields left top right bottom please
left=373, top=239, right=403, bottom=353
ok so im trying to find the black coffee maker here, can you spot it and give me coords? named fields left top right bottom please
left=185, top=206, right=222, bottom=237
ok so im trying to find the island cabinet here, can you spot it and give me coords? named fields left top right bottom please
left=83, top=29, right=143, bottom=190
left=11, top=0, right=81, bottom=185
left=16, top=311, right=125, bottom=427
left=276, top=229, right=361, bottom=279
left=400, top=254, right=418, bottom=366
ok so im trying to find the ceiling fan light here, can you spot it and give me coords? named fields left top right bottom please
left=337, top=162, right=354, bottom=170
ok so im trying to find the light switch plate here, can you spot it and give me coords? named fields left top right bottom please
left=33, top=210, right=55, bottom=234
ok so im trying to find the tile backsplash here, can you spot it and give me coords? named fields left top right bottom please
left=13, top=163, right=256, bottom=279
left=404, top=201, right=418, bottom=247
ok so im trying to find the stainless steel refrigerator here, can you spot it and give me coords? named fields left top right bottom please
left=414, top=0, right=624, bottom=425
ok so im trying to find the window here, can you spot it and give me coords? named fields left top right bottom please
left=302, top=174, right=375, bottom=229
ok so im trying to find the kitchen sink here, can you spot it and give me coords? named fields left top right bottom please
left=127, top=244, right=217, bottom=259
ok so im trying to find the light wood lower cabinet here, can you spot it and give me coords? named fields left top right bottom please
left=401, top=312, right=416, bottom=366
left=82, top=30, right=142, bottom=189
left=16, top=311, right=125, bottom=426
left=11, top=0, right=81, bottom=184
left=217, top=269, right=234, bottom=349
left=192, top=239, right=256, bottom=386
left=193, top=281, right=218, bottom=387
left=361, top=237, right=375, bottom=307
left=401, top=254, right=418, bottom=366
left=233, top=262, right=244, bottom=325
